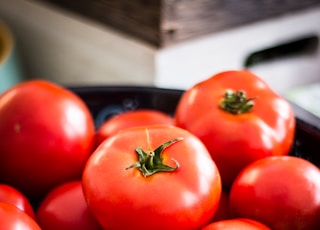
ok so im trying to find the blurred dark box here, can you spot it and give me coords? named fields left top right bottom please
left=37, top=0, right=320, bottom=47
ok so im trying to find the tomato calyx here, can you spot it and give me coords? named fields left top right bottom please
left=125, top=137, right=183, bottom=177
left=220, top=89, right=255, bottom=114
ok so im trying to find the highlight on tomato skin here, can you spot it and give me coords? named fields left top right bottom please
left=82, top=125, right=222, bottom=230
left=174, top=70, right=296, bottom=188
left=201, top=218, right=271, bottom=230
left=0, top=202, right=41, bottom=230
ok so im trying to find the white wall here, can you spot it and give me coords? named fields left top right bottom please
left=0, top=0, right=156, bottom=86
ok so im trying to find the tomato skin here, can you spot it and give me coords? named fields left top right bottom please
left=0, top=202, right=41, bottom=230
left=0, top=184, right=35, bottom=219
left=229, top=156, right=320, bottom=230
left=201, top=218, right=271, bottom=230
left=36, top=181, right=102, bottom=230
left=0, top=80, right=95, bottom=200
left=175, top=70, right=295, bottom=187
left=83, top=125, right=222, bottom=230
left=95, top=109, right=174, bottom=147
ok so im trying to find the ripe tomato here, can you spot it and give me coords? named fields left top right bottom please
left=229, top=156, right=320, bottom=230
left=0, top=202, right=41, bottom=230
left=0, top=80, right=95, bottom=200
left=82, top=125, right=222, bottom=230
left=0, top=184, right=35, bottom=219
left=175, top=70, right=295, bottom=188
left=36, top=181, right=102, bottom=230
left=95, top=109, right=174, bottom=148
left=201, top=218, right=271, bottom=230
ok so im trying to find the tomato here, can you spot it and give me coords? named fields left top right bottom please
left=0, top=202, right=41, bottom=230
left=229, top=156, right=320, bottom=230
left=0, top=184, right=35, bottom=219
left=175, top=70, right=295, bottom=188
left=95, top=109, right=174, bottom=148
left=36, top=180, right=102, bottom=230
left=0, top=80, right=95, bottom=200
left=82, top=125, right=222, bottom=230
left=201, top=218, right=271, bottom=230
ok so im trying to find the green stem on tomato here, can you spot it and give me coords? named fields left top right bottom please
left=220, top=89, right=255, bottom=114
left=125, top=137, right=183, bottom=177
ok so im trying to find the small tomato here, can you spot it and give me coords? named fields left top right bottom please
left=95, top=109, right=174, bottom=147
left=36, top=181, right=102, bottom=230
left=229, top=156, right=320, bottom=230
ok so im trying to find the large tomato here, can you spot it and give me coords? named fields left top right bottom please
left=0, top=80, right=95, bottom=200
left=201, top=218, right=271, bottom=230
left=229, top=156, right=320, bottom=230
left=0, top=202, right=41, bottom=230
left=95, top=109, right=174, bottom=148
left=82, top=125, right=221, bottom=230
left=36, top=181, right=102, bottom=230
left=0, top=184, right=35, bottom=219
left=175, top=70, right=295, bottom=187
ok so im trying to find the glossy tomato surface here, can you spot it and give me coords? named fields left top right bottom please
left=36, top=181, right=102, bottom=230
left=0, top=184, right=35, bottom=219
left=83, top=125, right=222, bottom=230
left=0, top=80, right=95, bottom=200
left=175, top=70, right=295, bottom=188
left=202, top=218, right=271, bottom=230
left=229, top=156, right=320, bottom=230
left=0, top=202, right=41, bottom=230
left=95, top=109, right=174, bottom=147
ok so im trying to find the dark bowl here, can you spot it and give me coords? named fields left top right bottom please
left=69, top=85, right=320, bottom=168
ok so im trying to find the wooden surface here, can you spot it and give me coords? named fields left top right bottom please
left=29, top=0, right=320, bottom=47
left=161, top=0, right=320, bottom=46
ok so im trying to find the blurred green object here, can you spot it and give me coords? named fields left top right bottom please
left=0, top=20, right=24, bottom=93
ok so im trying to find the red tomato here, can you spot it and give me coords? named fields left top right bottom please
left=83, top=125, right=222, bottom=230
left=0, top=80, right=95, bottom=200
left=0, top=184, right=35, bottom=219
left=175, top=70, right=295, bottom=188
left=95, top=109, right=174, bottom=147
left=201, top=218, right=271, bottom=230
left=36, top=181, right=102, bottom=230
left=229, top=156, right=320, bottom=230
left=0, top=202, right=41, bottom=230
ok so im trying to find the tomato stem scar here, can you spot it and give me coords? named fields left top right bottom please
left=220, top=89, right=255, bottom=114
left=125, top=137, right=183, bottom=177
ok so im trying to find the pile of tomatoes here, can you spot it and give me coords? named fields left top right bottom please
left=0, top=70, right=319, bottom=230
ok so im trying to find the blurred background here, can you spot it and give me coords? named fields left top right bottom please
left=0, top=0, right=319, bottom=106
